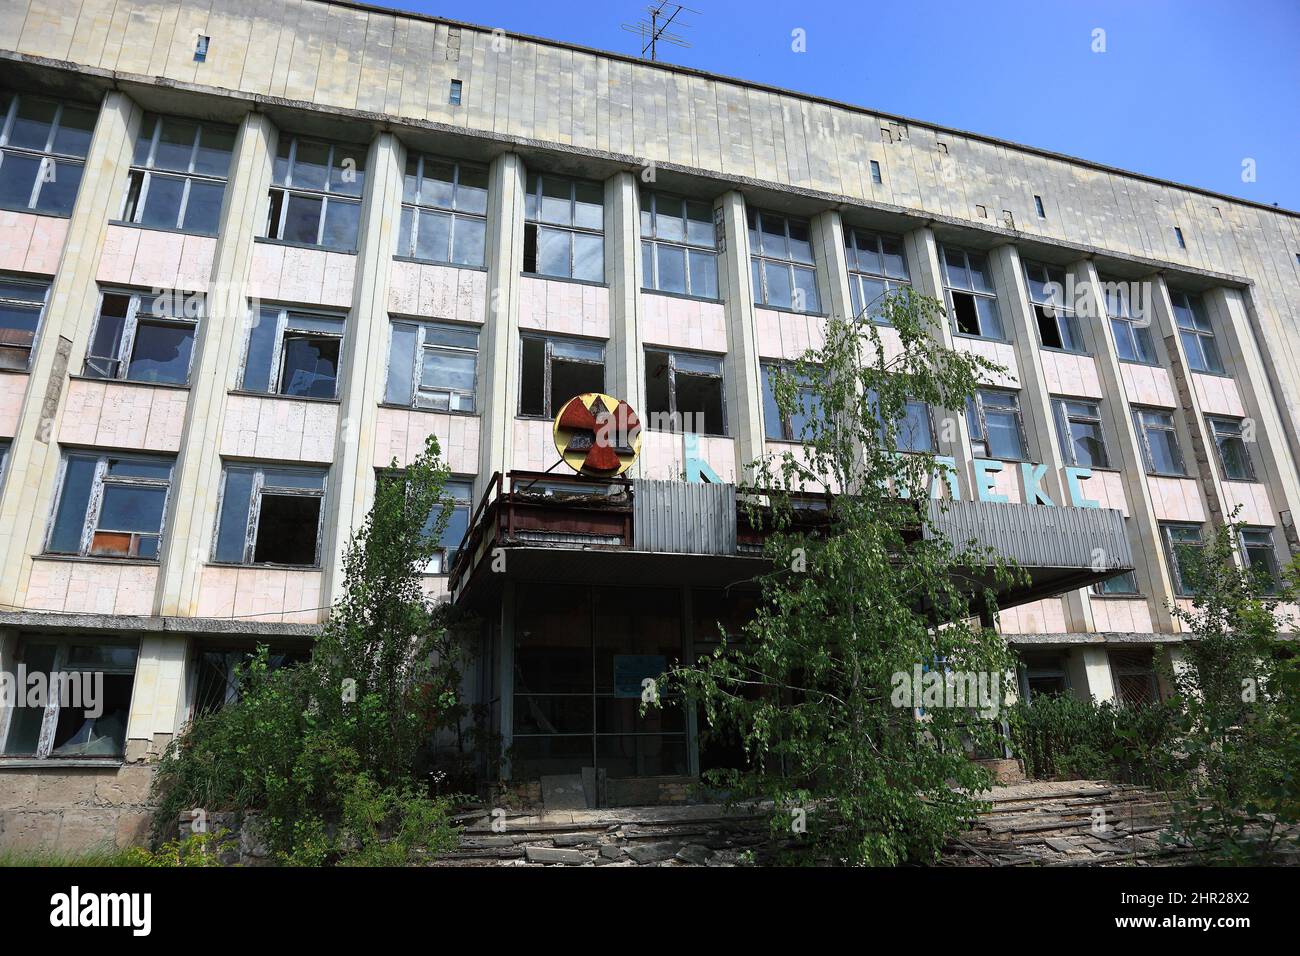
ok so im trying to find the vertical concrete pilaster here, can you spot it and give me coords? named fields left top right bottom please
left=156, top=111, right=277, bottom=616
left=715, top=191, right=764, bottom=479
left=605, top=172, right=645, bottom=472
left=0, top=91, right=141, bottom=608
left=1069, top=646, right=1116, bottom=703
left=319, top=132, right=405, bottom=603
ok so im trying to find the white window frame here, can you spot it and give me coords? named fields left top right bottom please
left=84, top=288, right=200, bottom=384
left=45, top=452, right=174, bottom=560
left=845, top=227, right=910, bottom=324
left=748, top=208, right=821, bottom=313
left=240, top=305, right=347, bottom=398
left=398, top=154, right=488, bottom=267
left=213, top=463, right=328, bottom=568
left=942, top=246, right=1003, bottom=340
left=1207, top=415, right=1256, bottom=482
left=644, top=348, right=727, bottom=436
left=518, top=333, right=606, bottom=419
left=1052, top=398, right=1110, bottom=468
left=1024, top=261, right=1086, bottom=353
left=967, top=388, right=1028, bottom=461
left=1170, top=289, right=1224, bottom=375
left=386, top=318, right=479, bottom=412
left=0, top=93, right=94, bottom=214
left=266, top=136, right=365, bottom=252
left=121, top=113, right=234, bottom=233
left=0, top=275, right=51, bottom=372
left=523, top=172, right=605, bottom=282
left=639, top=190, right=720, bottom=300
left=1133, top=407, right=1186, bottom=476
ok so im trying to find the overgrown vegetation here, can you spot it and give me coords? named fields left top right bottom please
left=661, top=288, right=1022, bottom=866
left=150, top=435, right=470, bottom=865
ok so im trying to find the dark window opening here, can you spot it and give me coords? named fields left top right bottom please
left=279, top=334, right=340, bottom=398
left=253, top=493, right=321, bottom=565
left=551, top=359, right=603, bottom=416
left=952, top=291, right=980, bottom=336
left=1035, top=305, right=1063, bottom=349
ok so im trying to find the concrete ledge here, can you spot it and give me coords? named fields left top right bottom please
left=0, top=609, right=320, bottom=638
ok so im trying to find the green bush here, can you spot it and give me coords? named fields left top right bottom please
left=1007, top=693, right=1179, bottom=786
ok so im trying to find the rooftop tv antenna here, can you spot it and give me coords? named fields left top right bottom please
left=621, top=2, right=698, bottom=62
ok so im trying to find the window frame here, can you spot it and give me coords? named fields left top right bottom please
left=1240, top=527, right=1280, bottom=593
left=212, top=463, right=328, bottom=568
left=1161, top=522, right=1205, bottom=596
left=1102, top=280, right=1158, bottom=365
left=639, top=190, right=720, bottom=300
left=397, top=153, right=488, bottom=268
left=0, top=275, right=51, bottom=372
left=522, top=171, right=606, bottom=283
left=644, top=348, right=727, bottom=436
left=1051, top=397, right=1111, bottom=469
left=385, top=318, right=479, bottom=413
left=426, top=476, right=473, bottom=575
left=518, top=333, right=606, bottom=419
left=83, top=288, right=200, bottom=385
left=844, top=227, right=910, bottom=324
left=941, top=246, right=1004, bottom=341
left=0, top=638, right=139, bottom=760
left=748, top=208, right=821, bottom=313
left=0, top=93, right=95, bottom=216
left=266, top=135, right=366, bottom=253
left=239, top=304, right=347, bottom=399
left=1207, top=415, right=1256, bottom=482
left=761, top=362, right=825, bottom=443
left=120, top=113, right=235, bottom=235
left=45, top=451, right=174, bottom=560
left=1024, top=261, right=1087, bottom=353
left=1132, top=407, right=1187, bottom=477
left=1170, top=289, right=1225, bottom=375
left=967, top=388, right=1028, bottom=461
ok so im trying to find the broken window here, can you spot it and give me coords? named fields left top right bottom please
left=397, top=154, right=487, bottom=267
left=1160, top=522, right=1205, bottom=596
left=640, top=190, right=719, bottom=299
left=942, top=246, right=1003, bottom=339
left=523, top=172, right=604, bottom=282
left=1133, top=407, right=1185, bottom=476
left=1, top=640, right=138, bottom=759
left=241, top=305, right=345, bottom=399
left=191, top=646, right=307, bottom=716
left=213, top=464, right=327, bottom=567
left=84, top=289, right=198, bottom=384
left=645, top=349, right=725, bottom=435
left=1240, top=527, right=1280, bottom=593
left=385, top=319, right=478, bottom=411
left=966, top=388, right=1027, bottom=460
left=748, top=208, right=820, bottom=312
left=424, top=477, right=473, bottom=574
left=1170, top=289, right=1224, bottom=374
left=1024, top=260, right=1086, bottom=352
left=266, top=135, right=366, bottom=252
left=845, top=227, right=909, bottom=323
left=1104, top=278, right=1157, bottom=365
left=1109, top=649, right=1160, bottom=706
left=761, top=363, right=824, bottom=442
left=0, top=92, right=95, bottom=216
left=121, top=113, right=235, bottom=234
left=519, top=334, right=605, bottom=418
left=1016, top=651, right=1069, bottom=700
left=1052, top=398, right=1110, bottom=468
left=46, top=453, right=173, bottom=559
left=1207, top=416, right=1255, bottom=481
left=0, top=276, right=50, bottom=371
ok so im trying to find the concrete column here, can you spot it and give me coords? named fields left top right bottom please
left=124, top=634, right=191, bottom=755
left=810, top=210, right=851, bottom=323
left=0, top=91, right=141, bottom=608
left=1068, top=646, right=1116, bottom=703
left=987, top=244, right=1088, bottom=632
left=477, top=153, right=526, bottom=488
left=156, top=111, right=277, bottom=616
left=318, top=132, right=405, bottom=603
left=1071, top=260, right=1178, bottom=632
left=904, top=226, right=973, bottom=497
left=714, top=191, right=764, bottom=480
left=605, top=172, right=645, bottom=473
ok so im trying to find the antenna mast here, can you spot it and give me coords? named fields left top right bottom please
left=621, top=2, right=698, bottom=62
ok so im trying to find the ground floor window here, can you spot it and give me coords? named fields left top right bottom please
left=1, top=640, right=138, bottom=759
left=1109, top=649, right=1160, bottom=706
left=1016, top=651, right=1070, bottom=700
left=511, top=584, right=688, bottom=779
left=190, top=645, right=308, bottom=716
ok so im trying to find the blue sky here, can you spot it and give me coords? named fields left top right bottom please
left=395, top=0, right=1300, bottom=210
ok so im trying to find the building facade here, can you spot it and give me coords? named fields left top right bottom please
left=1, top=0, right=1299, bottom=846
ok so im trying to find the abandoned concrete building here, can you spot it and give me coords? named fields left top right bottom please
left=1, top=0, right=1299, bottom=848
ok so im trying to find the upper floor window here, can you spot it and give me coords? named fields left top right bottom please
left=84, top=289, right=198, bottom=385
left=942, top=247, right=1003, bottom=340
left=425, top=477, right=472, bottom=574
left=1161, top=522, right=1204, bottom=596
left=868, top=390, right=936, bottom=453
left=385, top=319, right=478, bottom=412
left=523, top=172, right=604, bottom=282
left=519, top=334, right=604, bottom=418
left=1052, top=398, right=1110, bottom=468
left=398, top=155, right=487, bottom=267
left=1207, top=416, right=1255, bottom=481
left=0, top=276, right=50, bottom=371
left=0, top=92, right=96, bottom=216
left=267, top=136, right=366, bottom=252
left=761, top=363, right=823, bottom=442
left=1103, top=279, right=1157, bottom=365
left=1, top=640, right=138, bottom=759
left=121, top=114, right=234, bottom=234
left=639, top=190, right=718, bottom=300
left=241, top=305, right=345, bottom=399
left=1133, top=408, right=1185, bottom=476
left=845, top=228, right=909, bottom=323
left=47, top=453, right=174, bottom=559
left=1170, top=290, right=1224, bottom=375
left=213, top=463, right=327, bottom=567
left=966, top=388, right=1026, bottom=460
left=1024, top=261, right=1085, bottom=353
left=1241, top=528, right=1280, bottom=593
left=748, top=209, right=820, bottom=312
left=645, top=349, right=726, bottom=436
